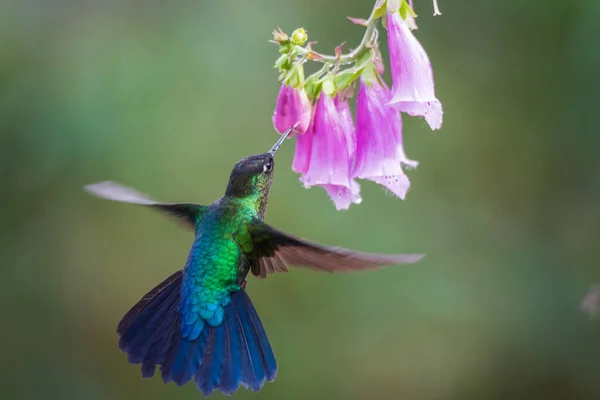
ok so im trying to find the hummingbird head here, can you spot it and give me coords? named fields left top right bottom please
left=224, top=124, right=297, bottom=214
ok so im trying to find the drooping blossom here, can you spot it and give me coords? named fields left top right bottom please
left=386, top=10, right=443, bottom=130
left=299, top=93, right=361, bottom=210
left=352, top=78, right=417, bottom=199
left=272, top=83, right=312, bottom=134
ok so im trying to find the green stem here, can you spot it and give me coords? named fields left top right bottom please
left=305, top=63, right=333, bottom=82
left=295, top=5, right=381, bottom=65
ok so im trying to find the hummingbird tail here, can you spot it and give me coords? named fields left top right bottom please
left=116, top=271, right=277, bottom=395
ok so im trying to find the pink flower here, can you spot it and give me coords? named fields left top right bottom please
left=272, top=83, right=312, bottom=135
left=299, top=93, right=361, bottom=210
left=386, top=11, right=443, bottom=130
left=352, top=78, right=417, bottom=199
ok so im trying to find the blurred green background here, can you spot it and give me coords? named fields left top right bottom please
left=2, top=0, right=599, bottom=399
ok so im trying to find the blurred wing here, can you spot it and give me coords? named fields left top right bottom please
left=246, top=220, right=425, bottom=278
left=84, top=181, right=205, bottom=229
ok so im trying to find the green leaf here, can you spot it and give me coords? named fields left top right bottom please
left=381, top=13, right=388, bottom=29
left=373, top=0, right=388, bottom=19
left=279, top=43, right=292, bottom=54
left=334, top=70, right=361, bottom=91
left=282, top=62, right=306, bottom=87
left=406, top=0, right=417, bottom=17
left=399, top=4, right=407, bottom=20
left=288, top=71, right=300, bottom=88
left=354, top=49, right=374, bottom=70
left=399, top=0, right=417, bottom=19
left=360, top=64, right=377, bottom=86
left=305, top=79, right=322, bottom=100
left=274, top=54, right=290, bottom=72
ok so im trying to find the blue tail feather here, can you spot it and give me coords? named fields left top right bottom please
left=244, top=295, right=278, bottom=381
left=160, top=320, right=187, bottom=384
left=234, top=294, right=266, bottom=391
left=231, top=303, right=255, bottom=390
left=140, top=301, right=179, bottom=377
left=168, top=339, right=194, bottom=385
left=140, top=302, right=180, bottom=378
left=123, top=287, right=180, bottom=364
left=117, top=272, right=276, bottom=395
left=117, top=270, right=182, bottom=335
left=142, top=310, right=176, bottom=378
left=219, top=307, right=243, bottom=395
left=119, top=279, right=179, bottom=356
left=174, top=328, right=207, bottom=386
left=195, top=322, right=225, bottom=395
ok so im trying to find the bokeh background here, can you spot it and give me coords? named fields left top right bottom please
left=2, top=0, right=599, bottom=399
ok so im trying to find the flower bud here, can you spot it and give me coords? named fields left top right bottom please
left=291, top=28, right=308, bottom=46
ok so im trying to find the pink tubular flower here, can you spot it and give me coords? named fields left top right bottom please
left=272, top=83, right=312, bottom=134
left=386, top=11, right=443, bottom=130
left=300, top=93, right=361, bottom=210
left=352, top=78, right=417, bottom=200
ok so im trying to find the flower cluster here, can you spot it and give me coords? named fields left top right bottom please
left=272, top=0, right=442, bottom=209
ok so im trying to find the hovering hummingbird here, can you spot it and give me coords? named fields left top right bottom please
left=84, top=125, right=424, bottom=396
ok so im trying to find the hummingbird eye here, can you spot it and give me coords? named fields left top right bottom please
left=262, top=160, right=273, bottom=173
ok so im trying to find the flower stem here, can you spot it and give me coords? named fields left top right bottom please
left=305, top=63, right=332, bottom=82
left=295, top=4, right=381, bottom=65
left=433, top=0, right=442, bottom=16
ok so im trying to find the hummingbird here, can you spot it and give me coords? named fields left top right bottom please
left=84, top=125, right=424, bottom=396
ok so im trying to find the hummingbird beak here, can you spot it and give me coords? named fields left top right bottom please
left=269, top=122, right=299, bottom=156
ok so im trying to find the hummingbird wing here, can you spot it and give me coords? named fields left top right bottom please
left=245, top=220, right=425, bottom=278
left=84, top=181, right=205, bottom=229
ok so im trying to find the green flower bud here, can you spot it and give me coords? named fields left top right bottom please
left=291, top=28, right=308, bottom=46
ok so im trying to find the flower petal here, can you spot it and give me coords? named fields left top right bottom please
left=322, top=181, right=362, bottom=210
left=386, top=11, right=443, bottom=130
